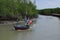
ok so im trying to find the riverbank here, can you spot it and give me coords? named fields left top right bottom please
left=40, top=13, right=60, bottom=18
left=0, top=18, right=37, bottom=26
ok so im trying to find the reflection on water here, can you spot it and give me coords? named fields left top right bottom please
left=0, top=15, right=60, bottom=40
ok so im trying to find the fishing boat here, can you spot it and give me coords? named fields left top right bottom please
left=14, top=19, right=33, bottom=30
left=14, top=24, right=30, bottom=30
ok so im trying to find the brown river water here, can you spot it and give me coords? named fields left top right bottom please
left=0, top=15, right=60, bottom=40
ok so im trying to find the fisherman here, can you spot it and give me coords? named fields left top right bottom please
left=16, top=18, right=19, bottom=22
left=16, top=18, right=19, bottom=25
left=28, top=19, right=32, bottom=25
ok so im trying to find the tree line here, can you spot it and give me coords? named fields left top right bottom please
left=38, top=7, right=60, bottom=15
left=0, top=0, right=38, bottom=20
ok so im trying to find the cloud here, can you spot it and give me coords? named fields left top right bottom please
left=36, top=0, right=60, bottom=9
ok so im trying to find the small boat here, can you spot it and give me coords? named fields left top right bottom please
left=14, top=15, right=33, bottom=30
left=14, top=20, right=33, bottom=31
left=14, top=24, right=30, bottom=30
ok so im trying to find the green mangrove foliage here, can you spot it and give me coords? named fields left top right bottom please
left=0, top=0, right=38, bottom=20
left=38, top=8, right=60, bottom=15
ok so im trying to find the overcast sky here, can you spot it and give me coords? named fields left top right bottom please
left=32, top=0, right=60, bottom=9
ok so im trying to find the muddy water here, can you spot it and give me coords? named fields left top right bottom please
left=0, top=15, right=60, bottom=40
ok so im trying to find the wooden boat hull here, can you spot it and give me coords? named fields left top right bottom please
left=14, top=27, right=29, bottom=30
left=14, top=25, right=29, bottom=30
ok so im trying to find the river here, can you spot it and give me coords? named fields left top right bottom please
left=0, top=15, right=60, bottom=40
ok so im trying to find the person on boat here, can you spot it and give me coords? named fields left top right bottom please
left=24, top=18, right=29, bottom=23
left=24, top=18, right=32, bottom=25
left=25, top=13, right=33, bottom=25
left=28, top=19, right=32, bottom=25
left=16, top=18, right=19, bottom=25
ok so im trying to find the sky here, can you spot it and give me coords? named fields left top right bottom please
left=31, top=0, right=60, bottom=9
